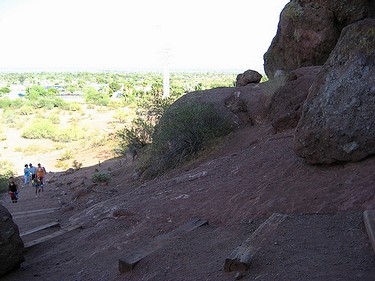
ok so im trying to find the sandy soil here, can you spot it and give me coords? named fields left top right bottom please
left=0, top=106, right=120, bottom=176
left=1, top=122, right=375, bottom=281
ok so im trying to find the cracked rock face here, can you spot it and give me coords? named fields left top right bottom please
left=264, top=0, right=372, bottom=78
left=0, top=204, right=24, bottom=278
left=294, top=19, right=375, bottom=164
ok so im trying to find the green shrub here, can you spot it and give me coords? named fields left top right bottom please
left=73, top=160, right=82, bottom=170
left=55, top=160, right=69, bottom=169
left=116, top=117, right=154, bottom=154
left=59, top=149, right=74, bottom=161
left=18, top=105, right=35, bottom=115
left=108, top=99, right=125, bottom=109
left=113, top=109, right=130, bottom=123
left=87, top=133, right=107, bottom=148
left=115, top=93, right=175, bottom=156
left=92, top=171, right=111, bottom=184
left=142, top=101, right=233, bottom=178
left=0, top=98, right=24, bottom=109
left=14, top=144, right=54, bottom=155
left=51, top=124, right=85, bottom=142
left=0, top=87, right=11, bottom=96
left=84, top=87, right=110, bottom=106
left=22, top=119, right=56, bottom=139
left=1, top=109, right=20, bottom=126
left=0, top=98, right=12, bottom=108
left=48, top=114, right=60, bottom=124
left=61, top=102, right=82, bottom=112
left=0, top=127, right=6, bottom=141
left=0, top=160, right=15, bottom=193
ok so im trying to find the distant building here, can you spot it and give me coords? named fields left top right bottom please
left=8, top=85, right=26, bottom=99
left=45, top=85, right=65, bottom=92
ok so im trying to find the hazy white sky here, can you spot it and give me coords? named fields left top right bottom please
left=0, top=0, right=289, bottom=73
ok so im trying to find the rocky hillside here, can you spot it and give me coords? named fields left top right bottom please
left=1, top=1, right=375, bottom=280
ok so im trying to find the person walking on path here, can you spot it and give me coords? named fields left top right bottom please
left=29, top=163, right=37, bottom=186
left=23, top=164, right=30, bottom=186
left=36, top=163, right=46, bottom=188
left=34, top=176, right=43, bottom=197
left=8, top=177, right=19, bottom=203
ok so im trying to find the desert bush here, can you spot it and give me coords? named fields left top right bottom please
left=61, top=102, right=82, bottom=112
left=116, top=117, right=154, bottom=154
left=18, top=105, right=35, bottom=115
left=84, top=87, right=110, bottom=106
left=0, top=127, right=6, bottom=141
left=22, top=119, right=85, bottom=142
left=113, top=109, right=130, bottom=123
left=92, top=171, right=111, bottom=184
left=141, top=101, right=233, bottom=178
left=59, top=149, right=74, bottom=161
left=0, top=86, right=10, bottom=96
left=87, top=133, right=107, bottom=148
left=22, top=119, right=56, bottom=139
left=108, top=99, right=125, bottom=109
left=55, top=160, right=69, bottom=170
left=0, top=98, right=12, bottom=108
left=0, top=160, right=15, bottom=193
left=54, top=143, right=66, bottom=150
left=0, top=98, right=24, bottom=109
left=48, top=114, right=60, bottom=124
left=115, top=92, right=177, bottom=156
left=14, top=144, right=54, bottom=155
left=51, top=124, right=85, bottom=142
left=72, top=160, right=82, bottom=170
left=1, top=109, right=20, bottom=126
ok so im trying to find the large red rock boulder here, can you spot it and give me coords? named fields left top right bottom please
left=236, top=69, right=262, bottom=87
left=264, top=0, right=372, bottom=78
left=0, top=204, right=24, bottom=277
left=267, top=66, right=321, bottom=132
left=294, top=19, right=375, bottom=163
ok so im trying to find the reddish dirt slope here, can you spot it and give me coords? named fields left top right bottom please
left=1, top=123, right=375, bottom=281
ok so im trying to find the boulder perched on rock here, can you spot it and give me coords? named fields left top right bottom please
left=268, top=66, right=321, bottom=132
left=294, top=19, right=375, bottom=164
left=236, top=69, right=262, bottom=86
left=264, top=0, right=372, bottom=78
left=0, top=204, right=24, bottom=277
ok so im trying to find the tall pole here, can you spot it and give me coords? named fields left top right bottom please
left=163, top=48, right=170, bottom=98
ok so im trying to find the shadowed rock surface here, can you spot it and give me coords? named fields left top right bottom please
left=267, top=66, right=321, bottom=132
left=264, top=0, right=373, bottom=78
left=294, top=18, right=375, bottom=163
left=0, top=204, right=24, bottom=278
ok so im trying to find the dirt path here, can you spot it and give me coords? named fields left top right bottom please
left=1, top=125, right=375, bottom=280
left=0, top=176, right=64, bottom=246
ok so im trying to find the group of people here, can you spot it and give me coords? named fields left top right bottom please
left=8, top=163, right=47, bottom=203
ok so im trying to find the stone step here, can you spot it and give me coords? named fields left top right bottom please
left=224, top=213, right=288, bottom=272
left=11, top=207, right=60, bottom=217
left=363, top=209, right=375, bottom=254
left=20, top=221, right=60, bottom=237
left=24, top=224, right=82, bottom=249
left=118, top=218, right=208, bottom=273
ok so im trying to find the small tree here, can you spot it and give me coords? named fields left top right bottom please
left=84, top=87, right=110, bottom=106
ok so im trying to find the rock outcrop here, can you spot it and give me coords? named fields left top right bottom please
left=236, top=69, right=262, bottom=86
left=267, top=66, right=321, bottom=132
left=0, top=204, right=24, bottom=277
left=264, top=0, right=373, bottom=78
left=294, top=19, right=375, bottom=163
